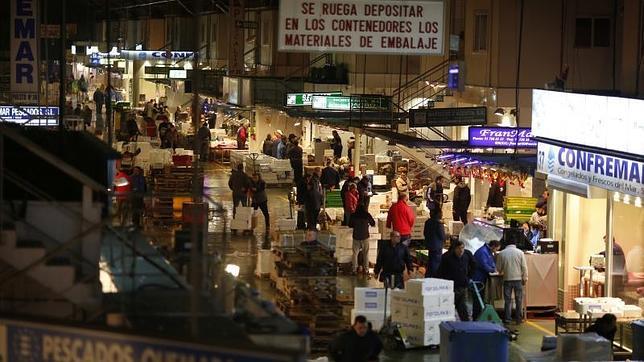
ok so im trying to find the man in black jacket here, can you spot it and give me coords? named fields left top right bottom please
left=452, top=176, right=471, bottom=224
left=305, top=172, right=323, bottom=230
left=287, top=137, right=304, bottom=183
left=228, top=163, right=251, bottom=218
left=328, top=315, right=382, bottom=362
left=374, top=231, right=414, bottom=289
left=438, top=239, right=477, bottom=321
left=320, top=159, right=340, bottom=190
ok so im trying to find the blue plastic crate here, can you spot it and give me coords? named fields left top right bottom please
left=439, top=321, right=510, bottom=362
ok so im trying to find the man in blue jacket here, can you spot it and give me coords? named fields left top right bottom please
left=471, top=239, right=501, bottom=320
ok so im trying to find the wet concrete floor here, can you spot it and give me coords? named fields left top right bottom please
left=170, top=163, right=557, bottom=360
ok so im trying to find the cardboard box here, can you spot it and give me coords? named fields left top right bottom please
left=391, top=303, right=409, bottom=321
left=256, top=249, right=274, bottom=275
left=354, top=288, right=392, bottom=311
left=405, top=331, right=441, bottom=347
left=391, top=291, right=454, bottom=310
left=230, top=219, right=251, bottom=230
left=406, top=278, right=454, bottom=296
left=622, top=305, right=643, bottom=318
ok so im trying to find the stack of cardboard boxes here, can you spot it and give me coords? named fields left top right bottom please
left=351, top=287, right=392, bottom=330
left=391, top=278, right=456, bottom=347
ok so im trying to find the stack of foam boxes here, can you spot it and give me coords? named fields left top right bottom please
left=412, top=216, right=428, bottom=240
left=330, top=226, right=353, bottom=264
left=230, top=206, right=253, bottom=231
left=391, top=278, right=456, bottom=347
left=351, top=288, right=392, bottom=331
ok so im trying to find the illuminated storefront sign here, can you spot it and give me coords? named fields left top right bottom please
left=285, top=92, right=342, bottom=106
left=0, top=105, right=59, bottom=126
left=119, top=50, right=198, bottom=61
left=469, top=127, right=536, bottom=148
left=11, top=0, right=39, bottom=104
left=537, top=142, right=644, bottom=198
left=311, top=95, right=391, bottom=111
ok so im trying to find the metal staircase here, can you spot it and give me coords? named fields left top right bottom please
left=0, top=126, right=186, bottom=321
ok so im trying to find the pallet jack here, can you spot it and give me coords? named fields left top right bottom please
left=471, top=280, right=519, bottom=341
left=377, top=275, right=420, bottom=350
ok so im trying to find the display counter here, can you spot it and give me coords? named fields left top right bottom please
left=462, top=218, right=558, bottom=309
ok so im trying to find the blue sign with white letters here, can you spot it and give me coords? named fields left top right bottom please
left=0, top=319, right=301, bottom=362
left=0, top=105, right=59, bottom=126
left=537, top=142, right=644, bottom=198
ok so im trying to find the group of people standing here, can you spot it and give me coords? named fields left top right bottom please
left=228, top=163, right=270, bottom=230
left=262, top=132, right=305, bottom=182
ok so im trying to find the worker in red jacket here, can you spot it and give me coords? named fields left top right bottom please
left=344, top=183, right=359, bottom=225
left=386, top=193, right=415, bottom=246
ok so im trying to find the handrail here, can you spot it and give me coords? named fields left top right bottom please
left=392, top=59, right=450, bottom=96
left=397, top=72, right=448, bottom=107
left=282, top=53, right=330, bottom=83
left=1, top=168, right=187, bottom=292
left=0, top=126, right=106, bottom=193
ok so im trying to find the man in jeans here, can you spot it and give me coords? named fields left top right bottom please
left=228, top=163, right=251, bottom=218
left=438, top=239, right=477, bottom=321
left=496, top=239, right=528, bottom=324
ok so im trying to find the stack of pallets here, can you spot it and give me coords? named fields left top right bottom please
left=149, top=166, right=203, bottom=226
left=271, top=245, right=345, bottom=353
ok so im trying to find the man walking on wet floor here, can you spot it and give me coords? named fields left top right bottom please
left=374, top=231, right=414, bottom=289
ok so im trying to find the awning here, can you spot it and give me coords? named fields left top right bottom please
left=362, top=128, right=469, bottom=149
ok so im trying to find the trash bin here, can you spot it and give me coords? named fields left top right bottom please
left=633, top=320, right=644, bottom=360
left=439, top=321, right=510, bottom=362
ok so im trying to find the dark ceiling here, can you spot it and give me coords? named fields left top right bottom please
left=84, top=0, right=278, bottom=20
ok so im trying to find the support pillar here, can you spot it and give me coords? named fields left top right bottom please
left=352, top=128, right=362, bottom=175
left=605, top=195, right=614, bottom=296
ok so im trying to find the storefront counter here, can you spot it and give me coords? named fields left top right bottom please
left=525, top=252, right=558, bottom=307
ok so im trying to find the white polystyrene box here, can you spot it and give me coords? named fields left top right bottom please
left=406, top=278, right=454, bottom=296
left=354, top=288, right=391, bottom=311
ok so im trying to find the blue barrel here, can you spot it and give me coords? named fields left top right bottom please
left=633, top=320, right=644, bottom=360
left=439, top=321, right=510, bottom=362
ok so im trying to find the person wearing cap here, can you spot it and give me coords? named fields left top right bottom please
left=271, top=130, right=283, bottom=157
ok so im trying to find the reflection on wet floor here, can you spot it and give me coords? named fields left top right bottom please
left=157, top=163, right=555, bottom=360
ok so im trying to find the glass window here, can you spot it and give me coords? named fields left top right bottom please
left=474, top=12, right=488, bottom=52
left=610, top=197, right=644, bottom=304
left=593, top=18, right=610, bottom=47
left=575, top=18, right=592, bottom=47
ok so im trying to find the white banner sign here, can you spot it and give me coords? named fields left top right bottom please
left=278, top=0, right=444, bottom=54
left=11, top=0, right=39, bottom=104
left=532, top=89, right=644, bottom=156
left=537, top=142, right=644, bottom=198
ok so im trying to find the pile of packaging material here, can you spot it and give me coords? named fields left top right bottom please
left=275, top=218, right=297, bottom=231
left=556, top=333, right=613, bottom=361
left=574, top=297, right=643, bottom=318
left=230, top=206, right=253, bottom=231
left=229, top=150, right=250, bottom=167
left=391, top=278, right=456, bottom=347
left=330, top=226, right=353, bottom=264
left=351, top=287, right=392, bottom=330
left=256, top=249, right=275, bottom=276
left=273, top=230, right=307, bottom=248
